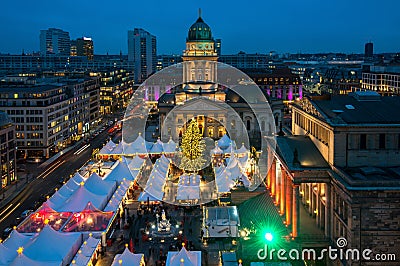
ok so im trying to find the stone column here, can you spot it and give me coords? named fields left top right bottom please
left=292, top=185, right=300, bottom=238
left=271, top=160, right=276, bottom=196
left=307, top=183, right=313, bottom=215
left=286, top=176, right=292, bottom=226
left=315, top=185, right=320, bottom=226
left=275, top=166, right=280, bottom=205
left=280, top=168, right=286, bottom=214
left=325, top=183, right=331, bottom=237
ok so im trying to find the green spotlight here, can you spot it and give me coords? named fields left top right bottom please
left=264, top=232, right=273, bottom=242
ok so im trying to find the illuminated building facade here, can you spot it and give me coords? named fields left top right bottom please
left=76, top=37, right=94, bottom=60
left=40, top=28, right=71, bottom=56
left=362, top=65, right=400, bottom=96
left=128, top=28, right=157, bottom=83
left=91, top=69, right=134, bottom=115
left=0, top=111, right=16, bottom=188
left=266, top=91, right=400, bottom=264
left=0, top=78, right=100, bottom=158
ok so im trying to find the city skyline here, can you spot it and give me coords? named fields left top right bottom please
left=1, top=0, right=400, bottom=55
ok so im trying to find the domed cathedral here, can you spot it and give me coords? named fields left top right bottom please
left=181, top=9, right=219, bottom=94
left=157, top=11, right=273, bottom=149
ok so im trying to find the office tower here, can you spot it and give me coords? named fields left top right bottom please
left=40, top=28, right=71, bottom=56
left=76, top=37, right=94, bottom=60
left=365, top=42, right=373, bottom=59
left=128, top=28, right=157, bottom=83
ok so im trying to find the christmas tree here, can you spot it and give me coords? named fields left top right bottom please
left=180, top=119, right=206, bottom=172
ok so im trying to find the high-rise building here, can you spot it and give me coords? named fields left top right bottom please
left=365, top=42, right=373, bottom=59
left=128, top=28, right=157, bottom=83
left=40, top=28, right=71, bottom=56
left=0, top=111, right=16, bottom=189
left=76, top=37, right=94, bottom=60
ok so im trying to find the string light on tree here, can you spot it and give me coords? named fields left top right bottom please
left=179, top=118, right=206, bottom=172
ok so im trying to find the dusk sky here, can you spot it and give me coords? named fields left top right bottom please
left=1, top=0, right=399, bottom=55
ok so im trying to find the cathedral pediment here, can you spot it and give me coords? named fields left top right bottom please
left=175, top=97, right=229, bottom=112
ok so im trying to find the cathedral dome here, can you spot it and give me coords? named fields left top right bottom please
left=187, top=16, right=213, bottom=41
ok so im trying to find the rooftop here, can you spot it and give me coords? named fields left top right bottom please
left=0, top=111, right=13, bottom=128
left=276, top=135, right=329, bottom=170
left=309, top=92, right=400, bottom=124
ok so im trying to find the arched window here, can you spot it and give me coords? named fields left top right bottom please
left=247, top=120, right=251, bottom=131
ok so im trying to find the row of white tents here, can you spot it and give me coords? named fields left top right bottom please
left=100, top=133, right=249, bottom=156
left=1, top=157, right=148, bottom=266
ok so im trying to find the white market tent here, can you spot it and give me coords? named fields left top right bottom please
left=55, top=185, right=109, bottom=212
left=22, top=225, right=82, bottom=266
left=217, top=134, right=231, bottom=149
left=71, top=253, right=90, bottom=266
left=84, top=172, right=116, bottom=198
left=215, top=169, right=236, bottom=193
left=137, top=191, right=159, bottom=202
left=123, top=134, right=150, bottom=155
left=111, top=247, right=145, bottom=266
left=235, top=143, right=249, bottom=155
left=103, top=160, right=135, bottom=183
left=2, top=230, right=32, bottom=251
left=176, top=174, right=201, bottom=201
left=166, top=246, right=201, bottom=266
left=109, top=143, right=123, bottom=155
left=223, top=140, right=237, bottom=154
left=127, top=156, right=145, bottom=170
left=162, top=138, right=178, bottom=153
left=0, top=242, right=17, bottom=265
left=9, top=253, right=59, bottom=266
left=149, top=139, right=164, bottom=154
left=143, top=156, right=169, bottom=201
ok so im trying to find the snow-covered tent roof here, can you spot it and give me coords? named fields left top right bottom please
left=2, top=230, right=32, bottom=251
left=217, top=134, right=231, bottom=149
left=55, top=185, right=108, bottom=212
left=111, top=247, right=145, bottom=266
left=84, top=172, right=116, bottom=198
left=166, top=246, right=201, bottom=266
left=163, top=138, right=178, bottom=153
left=23, top=225, right=81, bottom=265
left=123, top=134, right=149, bottom=155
